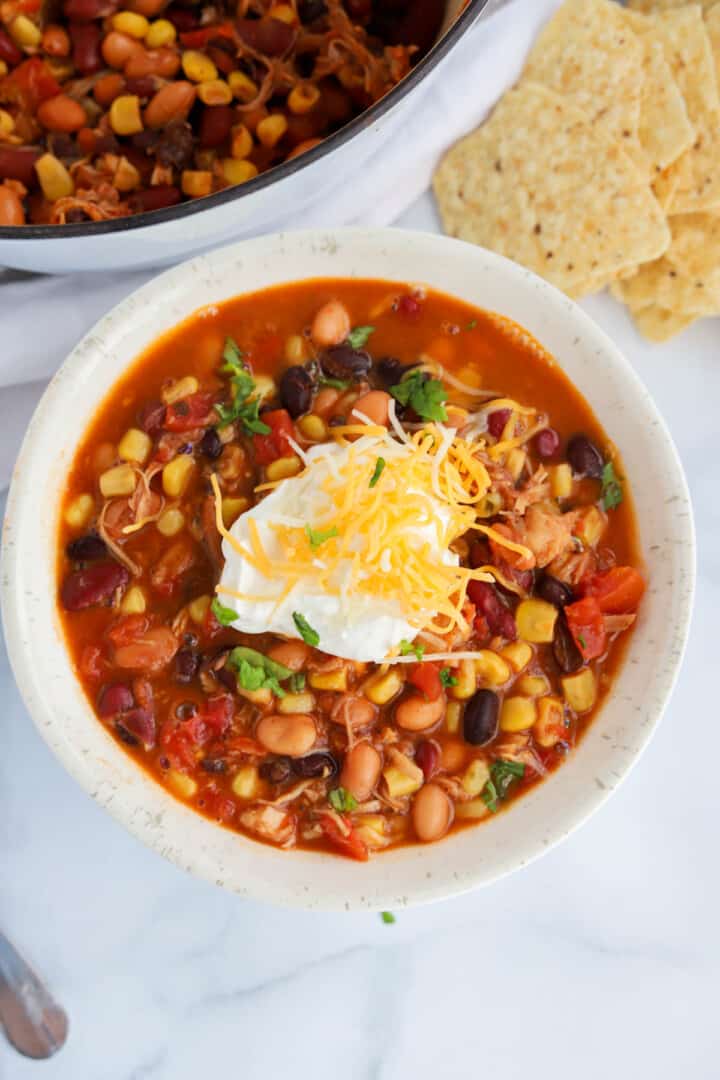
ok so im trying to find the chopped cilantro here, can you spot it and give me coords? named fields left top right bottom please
left=329, top=787, right=358, bottom=812
left=305, top=524, right=339, bottom=551
left=600, top=461, right=624, bottom=511
left=215, top=337, right=271, bottom=435
left=369, top=457, right=385, bottom=488
left=227, top=646, right=293, bottom=698
left=380, top=911, right=396, bottom=925
left=221, top=336, right=245, bottom=374
left=293, top=611, right=320, bottom=647
left=289, top=672, right=306, bottom=693
left=390, top=369, right=448, bottom=422
left=440, top=667, right=458, bottom=688
left=237, top=658, right=265, bottom=693
left=346, top=325, right=375, bottom=349
left=578, top=633, right=588, bottom=650
left=211, top=597, right=239, bottom=626
left=399, top=639, right=425, bottom=660
left=482, top=777, right=499, bottom=814
left=466, top=320, right=478, bottom=330
left=319, top=376, right=350, bottom=391
left=482, top=759, right=525, bottom=813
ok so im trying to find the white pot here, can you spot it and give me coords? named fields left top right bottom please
left=0, top=228, right=695, bottom=910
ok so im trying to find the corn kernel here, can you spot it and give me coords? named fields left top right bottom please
left=277, top=692, right=315, bottom=714
left=162, top=454, right=195, bottom=497
left=445, top=700, right=462, bottom=734
left=474, top=650, right=511, bottom=688
left=109, top=94, right=143, bottom=135
left=181, top=49, right=217, bottom=83
left=64, top=493, right=94, bottom=529
left=516, top=598, right=558, bottom=644
left=196, top=78, right=232, bottom=106
left=476, top=491, right=503, bottom=518
left=181, top=169, right=213, bottom=198
left=354, top=814, right=390, bottom=850
left=161, top=375, right=198, bottom=405
left=561, top=668, right=597, bottom=713
left=117, top=427, right=152, bottom=465
left=157, top=507, right=185, bottom=536
left=252, top=375, right=276, bottom=403
left=221, top=496, right=249, bottom=527
left=455, top=798, right=490, bottom=820
left=0, top=62, right=7, bottom=78
left=237, top=686, right=272, bottom=706
left=284, top=334, right=307, bottom=363
left=99, top=463, right=136, bottom=498
left=382, top=762, right=423, bottom=799
left=167, top=770, right=197, bottom=799
left=574, top=505, right=607, bottom=547
left=309, top=669, right=348, bottom=692
left=112, top=11, right=149, bottom=37
left=549, top=463, right=573, bottom=499
left=462, top=758, right=491, bottom=797
left=112, top=155, right=140, bottom=193
left=231, top=765, right=260, bottom=799
left=297, top=414, right=327, bottom=441
left=500, top=641, right=533, bottom=672
left=363, top=668, right=403, bottom=706
left=35, top=153, right=74, bottom=201
left=265, top=455, right=301, bottom=482
left=145, top=17, right=176, bottom=47
left=517, top=674, right=550, bottom=697
left=228, top=122, right=253, bottom=160
left=256, top=113, right=288, bottom=148
left=534, top=696, right=567, bottom=748
left=449, top=658, right=476, bottom=701
left=0, top=109, right=14, bottom=136
left=121, top=585, right=146, bottom=614
left=500, top=696, right=537, bottom=733
left=10, top=15, right=41, bottom=47
left=228, top=70, right=258, bottom=102
left=288, top=82, right=320, bottom=114
left=268, top=3, right=296, bottom=23
left=506, top=447, right=526, bottom=483
left=221, top=158, right=258, bottom=185
left=188, top=594, right=211, bottom=624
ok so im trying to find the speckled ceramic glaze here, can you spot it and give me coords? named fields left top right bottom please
left=0, top=229, right=695, bottom=911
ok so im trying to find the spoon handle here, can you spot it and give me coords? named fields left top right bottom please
left=0, top=932, right=68, bottom=1059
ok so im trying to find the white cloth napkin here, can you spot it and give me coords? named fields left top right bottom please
left=0, top=0, right=561, bottom=493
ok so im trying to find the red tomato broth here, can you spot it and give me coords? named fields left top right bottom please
left=57, top=278, right=644, bottom=860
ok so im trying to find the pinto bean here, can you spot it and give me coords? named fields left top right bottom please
left=102, top=29, right=143, bottom=69
left=61, top=561, right=129, bottom=610
left=412, top=783, right=454, bottom=842
left=395, top=693, right=445, bottom=732
left=125, top=46, right=180, bottom=79
left=311, top=299, right=351, bottom=348
left=256, top=713, right=317, bottom=757
left=144, top=81, right=195, bottom=128
left=266, top=640, right=309, bottom=672
left=0, top=148, right=40, bottom=186
left=351, top=390, right=391, bottom=427
left=0, top=184, right=25, bottom=226
left=340, top=741, right=381, bottom=802
left=37, top=95, right=87, bottom=133
left=113, top=626, right=178, bottom=672
left=42, top=24, right=71, bottom=57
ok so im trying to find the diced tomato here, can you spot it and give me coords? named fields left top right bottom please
left=408, top=661, right=443, bottom=701
left=150, top=539, right=196, bottom=598
left=200, top=694, right=233, bottom=738
left=80, top=644, right=103, bottom=680
left=565, top=596, right=606, bottom=661
left=164, top=391, right=216, bottom=432
left=581, top=566, right=645, bottom=615
left=320, top=814, right=369, bottom=862
left=7, top=58, right=61, bottom=107
left=179, top=21, right=233, bottom=47
left=202, top=786, right=237, bottom=824
left=106, top=613, right=149, bottom=648
left=160, top=724, right=196, bottom=771
left=252, top=408, right=296, bottom=465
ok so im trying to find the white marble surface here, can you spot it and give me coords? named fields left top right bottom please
left=1, top=195, right=719, bottom=1079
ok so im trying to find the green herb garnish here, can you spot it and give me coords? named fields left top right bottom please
left=440, top=667, right=458, bottom=688
left=399, top=639, right=425, bottom=660
left=211, top=597, right=239, bottom=626
left=305, top=524, right=339, bottom=551
left=346, top=325, right=375, bottom=349
left=215, top=336, right=271, bottom=435
left=390, top=369, right=448, bottom=422
left=466, top=320, right=478, bottom=331
left=289, top=672, right=306, bottom=693
left=578, top=633, right=587, bottom=650
left=482, top=759, right=526, bottom=813
left=369, top=457, right=385, bottom=488
left=221, top=336, right=244, bottom=374
left=482, top=777, right=500, bottom=814
left=293, top=611, right=320, bottom=647
left=329, top=787, right=358, bottom=813
left=319, top=376, right=350, bottom=391
left=380, top=911, right=396, bottom=925
left=600, top=461, right=624, bottom=511
left=227, top=646, right=293, bottom=699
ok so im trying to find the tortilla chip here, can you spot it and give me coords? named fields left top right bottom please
left=627, top=0, right=718, bottom=10
left=637, top=37, right=695, bottom=173
left=523, top=0, right=647, bottom=172
left=433, top=83, right=670, bottom=296
left=632, top=305, right=697, bottom=342
left=705, top=3, right=720, bottom=93
left=612, top=256, right=720, bottom=316
left=664, top=211, right=720, bottom=283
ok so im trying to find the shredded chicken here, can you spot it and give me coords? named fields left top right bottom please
left=239, top=805, right=296, bottom=847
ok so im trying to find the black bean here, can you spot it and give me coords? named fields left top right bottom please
left=260, top=757, right=293, bottom=784
left=375, top=356, right=418, bottom=387
left=320, top=344, right=371, bottom=381
left=553, top=617, right=584, bottom=674
left=463, top=689, right=500, bottom=746
left=66, top=532, right=106, bottom=562
left=175, top=701, right=198, bottom=720
left=567, top=434, right=604, bottom=478
left=293, top=751, right=339, bottom=779
left=174, top=648, right=200, bottom=684
left=536, top=572, right=574, bottom=608
left=115, top=722, right=139, bottom=747
left=298, top=0, right=326, bottom=21
left=201, top=758, right=227, bottom=774
left=279, top=364, right=314, bottom=418
left=199, top=427, right=223, bottom=460
left=328, top=415, right=346, bottom=427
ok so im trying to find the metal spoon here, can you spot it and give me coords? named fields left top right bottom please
left=0, top=932, right=68, bottom=1059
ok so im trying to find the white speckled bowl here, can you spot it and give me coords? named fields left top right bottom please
left=0, top=229, right=695, bottom=911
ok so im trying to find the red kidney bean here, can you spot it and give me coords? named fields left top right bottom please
left=119, top=707, right=156, bottom=748
left=534, top=427, right=560, bottom=459
left=536, top=572, right=574, bottom=608
left=61, top=561, right=129, bottom=610
left=415, top=739, right=440, bottom=780
left=468, top=580, right=517, bottom=640
left=567, top=434, right=604, bottom=478
left=129, top=185, right=182, bottom=212
left=63, top=0, right=118, bottom=21
left=0, top=29, right=23, bottom=66
left=98, top=682, right=134, bottom=717
left=138, top=400, right=165, bottom=432
left=487, top=408, right=511, bottom=439
left=206, top=40, right=235, bottom=76
left=0, top=148, right=41, bottom=187
left=166, top=6, right=198, bottom=30
left=174, top=647, right=200, bottom=683
left=66, top=533, right=107, bottom=561
left=236, top=16, right=295, bottom=56
left=198, top=105, right=234, bottom=149
left=469, top=537, right=491, bottom=568
left=279, top=365, right=313, bottom=418
left=463, top=689, right=499, bottom=746
left=124, top=76, right=156, bottom=99
left=69, top=22, right=103, bottom=75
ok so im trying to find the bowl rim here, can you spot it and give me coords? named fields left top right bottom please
left=0, top=0, right=489, bottom=243
left=0, top=227, right=696, bottom=910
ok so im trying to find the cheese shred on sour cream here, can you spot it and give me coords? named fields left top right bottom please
left=213, top=420, right=528, bottom=663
